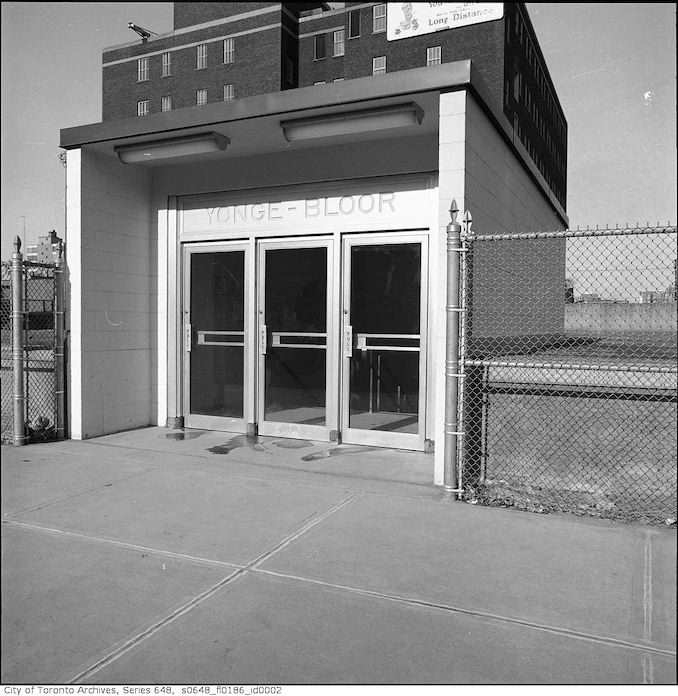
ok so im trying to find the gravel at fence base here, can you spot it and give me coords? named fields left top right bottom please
left=461, top=381, right=677, bottom=527
left=463, top=481, right=677, bottom=526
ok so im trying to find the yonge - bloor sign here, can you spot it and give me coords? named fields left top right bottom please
left=387, top=2, right=504, bottom=41
left=181, top=184, right=431, bottom=235
left=204, top=192, right=397, bottom=226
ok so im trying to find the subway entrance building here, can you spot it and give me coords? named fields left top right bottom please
left=59, top=2, right=568, bottom=485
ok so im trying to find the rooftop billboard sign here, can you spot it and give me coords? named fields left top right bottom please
left=387, top=3, right=504, bottom=41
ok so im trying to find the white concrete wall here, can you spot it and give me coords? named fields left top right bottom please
left=66, top=148, right=154, bottom=438
left=463, top=93, right=566, bottom=340
left=566, top=301, right=677, bottom=333
left=432, top=91, right=567, bottom=484
left=433, top=90, right=468, bottom=484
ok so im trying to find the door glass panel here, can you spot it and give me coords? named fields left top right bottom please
left=264, top=247, right=327, bottom=425
left=190, top=251, right=245, bottom=418
left=349, top=243, right=421, bottom=434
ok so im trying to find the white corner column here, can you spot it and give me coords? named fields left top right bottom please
left=433, top=90, right=467, bottom=485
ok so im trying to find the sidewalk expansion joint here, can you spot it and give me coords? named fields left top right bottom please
left=63, top=490, right=363, bottom=684
left=243, top=490, right=365, bottom=571
left=252, top=568, right=677, bottom=660
left=642, top=531, right=654, bottom=683
left=66, top=566, right=248, bottom=684
left=2, top=520, right=244, bottom=571
left=3, top=466, right=160, bottom=518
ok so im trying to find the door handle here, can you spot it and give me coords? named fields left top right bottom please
left=343, top=325, right=353, bottom=358
left=259, top=324, right=267, bottom=354
left=184, top=324, right=192, bottom=352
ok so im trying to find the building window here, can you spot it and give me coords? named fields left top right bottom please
left=349, top=9, right=361, bottom=38
left=137, top=100, right=148, bottom=116
left=197, top=44, right=207, bottom=69
left=373, top=4, right=386, bottom=33
left=137, top=57, right=148, bottom=82
left=427, top=46, right=441, bottom=66
left=161, top=96, right=172, bottom=112
left=285, top=55, right=294, bottom=84
left=223, top=84, right=234, bottom=101
left=196, top=89, right=207, bottom=106
left=161, top=52, right=171, bottom=77
left=333, top=30, right=345, bottom=57
left=372, top=56, right=386, bottom=76
left=314, top=34, right=326, bottom=60
left=223, top=38, right=234, bottom=64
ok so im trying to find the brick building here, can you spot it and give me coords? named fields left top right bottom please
left=102, top=2, right=566, bottom=207
left=102, top=3, right=327, bottom=120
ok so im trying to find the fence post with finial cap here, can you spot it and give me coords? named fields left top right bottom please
left=12, top=236, right=26, bottom=446
left=443, top=200, right=464, bottom=497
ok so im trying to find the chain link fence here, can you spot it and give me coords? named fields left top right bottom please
left=1, top=263, right=13, bottom=440
left=0, top=251, right=65, bottom=445
left=459, top=226, right=677, bottom=525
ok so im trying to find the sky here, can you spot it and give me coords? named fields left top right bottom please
left=1, top=2, right=676, bottom=263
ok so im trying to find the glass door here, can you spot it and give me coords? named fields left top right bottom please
left=341, top=235, right=428, bottom=450
left=183, top=242, right=250, bottom=431
left=257, top=238, right=335, bottom=440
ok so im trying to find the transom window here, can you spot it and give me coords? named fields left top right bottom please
left=161, top=96, right=172, bottom=112
left=137, top=57, right=148, bottom=82
left=223, top=84, right=234, bottom=101
left=197, top=44, right=207, bottom=69
left=373, top=4, right=386, bottom=33
left=223, top=38, right=234, bottom=64
left=372, top=56, right=386, bottom=75
left=161, top=52, right=172, bottom=77
left=333, top=30, right=345, bottom=57
left=196, top=89, right=207, bottom=106
left=426, top=46, right=442, bottom=66
left=137, top=100, right=148, bottom=116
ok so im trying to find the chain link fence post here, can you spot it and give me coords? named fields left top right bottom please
left=11, top=236, right=26, bottom=446
left=456, top=210, right=473, bottom=499
left=443, top=200, right=464, bottom=497
left=55, top=241, right=66, bottom=439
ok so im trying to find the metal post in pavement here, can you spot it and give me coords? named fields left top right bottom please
left=443, top=201, right=464, bottom=496
left=55, top=240, right=66, bottom=439
left=11, top=236, right=26, bottom=446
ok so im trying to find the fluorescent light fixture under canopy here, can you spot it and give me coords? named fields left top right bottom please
left=114, top=132, right=229, bottom=163
left=280, top=103, right=424, bottom=142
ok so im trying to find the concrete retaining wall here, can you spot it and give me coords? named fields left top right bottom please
left=566, top=302, right=677, bottom=333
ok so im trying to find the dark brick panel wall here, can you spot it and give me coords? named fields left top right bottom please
left=298, top=7, right=505, bottom=106
left=104, top=10, right=283, bottom=63
left=502, top=3, right=567, bottom=207
left=174, top=2, right=276, bottom=30
left=103, top=27, right=282, bottom=119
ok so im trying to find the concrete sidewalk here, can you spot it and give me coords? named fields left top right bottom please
left=1, top=427, right=676, bottom=684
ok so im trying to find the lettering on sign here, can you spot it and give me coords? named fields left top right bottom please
left=202, top=192, right=397, bottom=227
left=387, top=2, right=504, bottom=41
